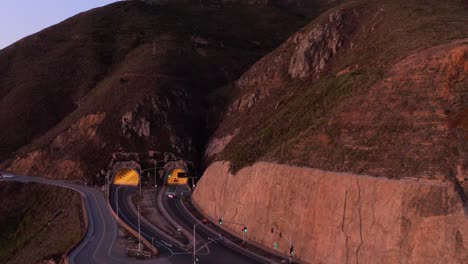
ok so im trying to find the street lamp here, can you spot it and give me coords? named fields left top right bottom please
left=193, top=219, right=207, bottom=264
left=231, top=201, right=246, bottom=244
left=138, top=202, right=142, bottom=252
left=134, top=167, right=143, bottom=197
left=115, top=186, right=120, bottom=218
left=275, top=217, right=293, bottom=264
left=220, top=201, right=247, bottom=244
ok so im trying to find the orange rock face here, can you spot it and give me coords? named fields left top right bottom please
left=194, top=161, right=468, bottom=264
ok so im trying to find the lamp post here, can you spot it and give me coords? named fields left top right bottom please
left=278, top=217, right=293, bottom=264
left=221, top=201, right=246, bottom=244
left=236, top=202, right=246, bottom=244
left=138, top=202, right=142, bottom=252
left=134, top=167, right=143, bottom=197
left=105, top=173, right=109, bottom=199
left=115, top=186, right=120, bottom=218
left=192, top=221, right=205, bottom=264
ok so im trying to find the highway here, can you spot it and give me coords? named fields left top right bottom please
left=109, top=185, right=192, bottom=259
left=110, top=184, right=270, bottom=264
left=162, top=186, right=272, bottom=264
left=2, top=174, right=171, bottom=264
left=3, top=173, right=280, bottom=263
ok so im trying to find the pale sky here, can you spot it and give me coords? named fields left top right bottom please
left=0, top=0, right=119, bottom=49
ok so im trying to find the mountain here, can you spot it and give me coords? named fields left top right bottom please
left=1, top=0, right=467, bottom=263
left=0, top=0, right=329, bottom=181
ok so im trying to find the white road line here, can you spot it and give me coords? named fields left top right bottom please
left=113, top=187, right=177, bottom=255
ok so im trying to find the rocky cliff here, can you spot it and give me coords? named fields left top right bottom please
left=193, top=161, right=468, bottom=263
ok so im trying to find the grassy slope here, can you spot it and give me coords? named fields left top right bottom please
left=0, top=182, right=83, bottom=264
left=218, top=0, right=468, bottom=176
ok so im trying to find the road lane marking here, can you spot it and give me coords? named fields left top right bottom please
left=114, top=187, right=180, bottom=255
left=92, top=190, right=108, bottom=264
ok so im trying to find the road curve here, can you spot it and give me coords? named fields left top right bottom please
left=3, top=174, right=282, bottom=264
left=3, top=175, right=167, bottom=264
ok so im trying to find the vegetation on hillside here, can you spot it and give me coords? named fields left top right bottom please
left=0, top=182, right=83, bottom=264
left=219, top=0, right=468, bottom=176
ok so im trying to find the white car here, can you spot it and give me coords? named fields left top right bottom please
left=0, top=172, right=14, bottom=178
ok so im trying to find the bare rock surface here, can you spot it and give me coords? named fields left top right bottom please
left=8, top=113, right=106, bottom=179
left=204, top=129, right=239, bottom=158
left=193, top=161, right=468, bottom=264
left=229, top=8, right=359, bottom=114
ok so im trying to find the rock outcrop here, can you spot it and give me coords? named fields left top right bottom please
left=7, top=113, right=106, bottom=179
left=229, top=8, right=359, bottom=114
left=193, top=161, right=468, bottom=264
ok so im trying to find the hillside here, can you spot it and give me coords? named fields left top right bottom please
left=0, top=0, right=466, bottom=263
left=207, top=0, right=468, bottom=183
left=0, top=182, right=83, bottom=264
left=0, top=0, right=331, bottom=181
left=194, top=1, right=468, bottom=262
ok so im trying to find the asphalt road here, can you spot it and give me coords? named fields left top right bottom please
left=163, top=186, right=276, bottom=264
left=2, top=175, right=168, bottom=264
left=110, top=184, right=271, bottom=264
left=109, top=185, right=194, bottom=261
left=3, top=174, right=279, bottom=264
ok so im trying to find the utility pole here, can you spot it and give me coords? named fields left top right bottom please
left=242, top=206, right=246, bottom=244
left=116, top=187, right=119, bottom=218
left=232, top=201, right=246, bottom=244
left=138, top=168, right=142, bottom=197
left=154, top=165, right=157, bottom=187
left=104, top=174, right=106, bottom=197
left=193, top=220, right=206, bottom=263
left=138, top=203, right=142, bottom=252
left=193, top=223, right=196, bottom=264
left=279, top=217, right=293, bottom=264
left=219, top=201, right=247, bottom=244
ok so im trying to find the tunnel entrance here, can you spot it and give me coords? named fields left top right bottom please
left=112, top=168, right=140, bottom=186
